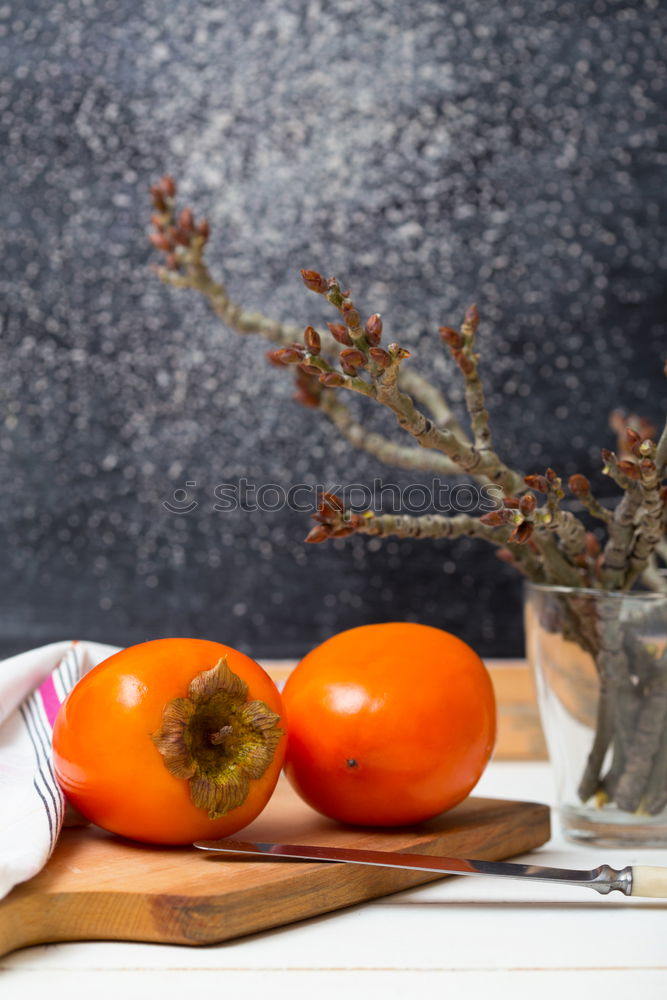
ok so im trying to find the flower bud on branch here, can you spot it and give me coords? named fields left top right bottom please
left=300, top=269, right=329, bottom=294
left=339, top=348, right=367, bottom=372
left=524, top=474, right=550, bottom=494
left=568, top=473, right=613, bottom=524
left=320, top=372, right=346, bottom=388
left=327, top=322, right=353, bottom=347
left=369, top=347, right=392, bottom=369
left=364, top=314, right=383, bottom=346
left=303, top=326, right=321, bottom=355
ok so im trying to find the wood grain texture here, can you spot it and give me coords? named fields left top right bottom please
left=488, top=660, right=548, bottom=761
left=0, top=778, right=550, bottom=958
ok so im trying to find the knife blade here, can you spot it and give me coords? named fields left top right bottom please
left=193, top=837, right=667, bottom=898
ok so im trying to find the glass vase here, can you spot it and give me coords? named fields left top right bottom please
left=525, top=581, right=667, bottom=846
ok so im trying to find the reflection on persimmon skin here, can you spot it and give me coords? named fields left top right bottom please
left=323, top=683, right=385, bottom=716
left=118, top=674, right=149, bottom=708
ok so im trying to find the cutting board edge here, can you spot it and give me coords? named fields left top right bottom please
left=0, top=798, right=551, bottom=957
left=149, top=798, right=553, bottom=946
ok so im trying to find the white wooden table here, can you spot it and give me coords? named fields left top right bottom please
left=2, top=760, right=666, bottom=999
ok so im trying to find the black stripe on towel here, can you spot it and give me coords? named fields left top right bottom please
left=19, top=704, right=58, bottom=852
left=25, top=696, right=65, bottom=828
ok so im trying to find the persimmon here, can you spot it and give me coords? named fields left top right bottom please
left=282, top=622, right=496, bottom=826
left=52, top=638, right=286, bottom=844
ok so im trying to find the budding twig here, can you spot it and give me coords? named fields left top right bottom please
left=148, top=180, right=488, bottom=478
left=527, top=468, right=588, bottom=561
left=440, top=305, right=493, bottom=455
left=601, top=447, right=640, bottom=492
left=568, top=474, right=613, bottom=525
left=305, top=493, right=514, bottom=545
left=153, top=204, right=295, bottom=340
left=298, top=271, right=525, bottom=495
left=148, top=177, right=665, bottom=601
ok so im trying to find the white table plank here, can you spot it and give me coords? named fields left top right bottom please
left=2, top=970, right=667, bottom=1000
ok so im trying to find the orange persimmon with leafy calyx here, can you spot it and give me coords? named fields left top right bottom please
left=52, top=638, right=286, bottom=844
left=282, top=622, right=496, bottom=827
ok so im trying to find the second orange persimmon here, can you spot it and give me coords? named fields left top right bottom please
left=282, top=622, right=496, bottom=826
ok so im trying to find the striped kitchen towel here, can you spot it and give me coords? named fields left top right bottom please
left=0, top=640, right=119, bottom=901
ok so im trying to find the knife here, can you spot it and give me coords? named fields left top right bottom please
left=193, top=838, right=667, bottom=898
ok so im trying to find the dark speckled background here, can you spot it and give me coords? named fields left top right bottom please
left=1, top=0, right=665, bottom=660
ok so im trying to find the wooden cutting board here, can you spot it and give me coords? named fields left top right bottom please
left=0, top=778, right=550, bottom=958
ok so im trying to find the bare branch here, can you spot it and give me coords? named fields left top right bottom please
left=655, top=414, right=667, bottom=475
left=656, top=539, right=667, bottom=565
left=640, top=556, right=667, bottom=594
left=159, top=258, right=302, bottom=346
left=599, top=448, right=645, bottom=589
left=601, top=488, right=643, bottom=589
left=397, top=368, right=466, bottom=438
left=530, top=532, right=586, bottom=588
left=624, top=441, right=665, bottom=589
left=318, top=393, right=461, bottom=475
left=351, top=510, right=511, bottom=542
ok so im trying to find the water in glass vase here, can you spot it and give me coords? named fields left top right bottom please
left=525, top=582, right=667, bottom=847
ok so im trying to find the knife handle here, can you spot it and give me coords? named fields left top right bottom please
left=631, top=866, right=667, bottom=898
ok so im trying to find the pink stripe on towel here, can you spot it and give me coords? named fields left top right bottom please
left=38, top=673, right=64, bottom=728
